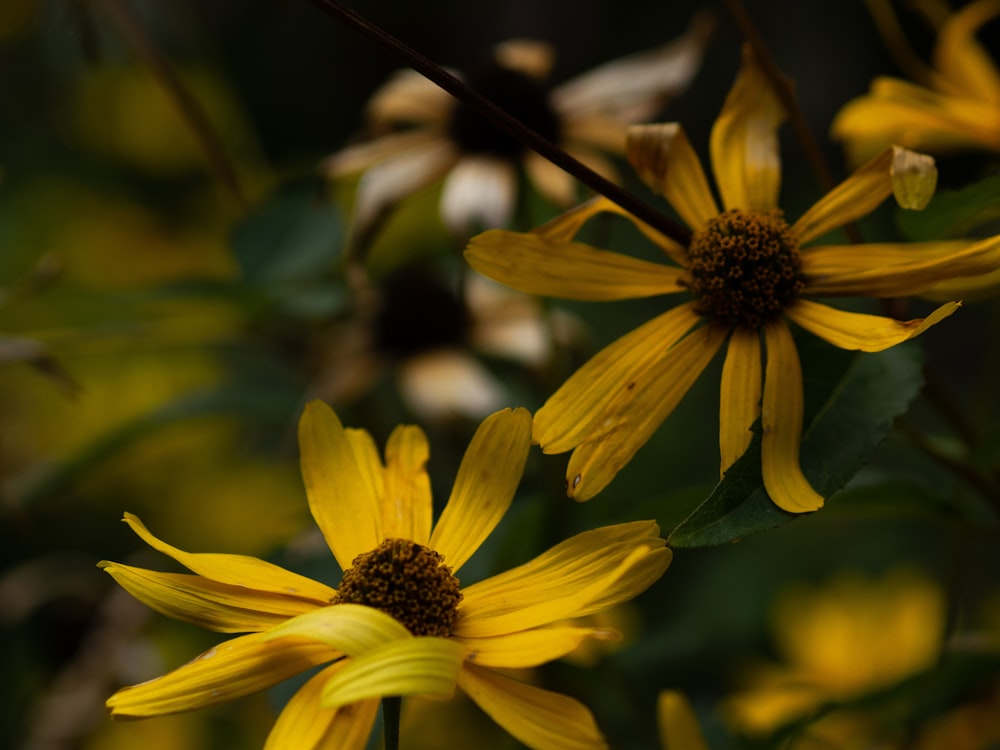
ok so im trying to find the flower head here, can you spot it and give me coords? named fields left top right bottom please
left=323, top=14, right=713, bottom=238
left=832, top=0, right=1000, bottom=166
left=101, top=402, right=671, bottom=749
left=466, top=47, right=1000, bottom=513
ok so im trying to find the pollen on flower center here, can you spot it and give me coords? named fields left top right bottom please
left=334, top=538, right=462, bottom=637
left=686, top=209, right=805, bottom=329
left=448, top=64, right=560, bottom=158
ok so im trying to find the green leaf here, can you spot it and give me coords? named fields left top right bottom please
left=897, top=172, right=1000, bottom=240
left=667, top=339, right=925, bottom=547
left=232, top=179, right=344, bottom=284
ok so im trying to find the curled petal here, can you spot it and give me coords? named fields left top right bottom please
left=459, top=663, right=608, bottom=750
left=626, top=123, right=719, bottom=231
left=106, top=633, right=334, bottom=718
left=119, top=513, right=334, bottom=603
left=431, top=407, right=532, bottom=573
left=456, top=627, right=620, bottom=669
left=99, top=562, right=320, bottom=633
left=264, top=663, right=378, bottom=750
left=709, top=46, right=785, bottom=212
left=793, top=146, right=937, bottom=244
left=785, top=298, right=960, bottom=352
left=321, top=638, right=465, bottom=707
left=263, top=603, right=411, bottom=656
left=760, top=320, right=824, bottom=513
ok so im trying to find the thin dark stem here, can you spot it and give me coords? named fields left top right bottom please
left=382, top=696, right=401, bottom=750
left=304, top=0, right=692, bottom=247
left=722, top=0, right=864, bottom=244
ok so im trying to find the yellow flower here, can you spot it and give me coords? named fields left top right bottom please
left=658, top=691, right=710, bottom=750
left=832, top=0, right=1000, bottom=166
left=722, top=567, right=946, bottom=739
left=466, top=47, right=1000, bottom=513
left=100, top=401, right=671, bottom=750
left=323, top=14, right=713, bottom=238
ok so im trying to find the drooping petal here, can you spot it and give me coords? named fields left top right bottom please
left=626, top=123, right=719, bottom=231
left=263, top=603, right=411, bottom=656
left=106, top=633, right=334, bottom=718
left=455, top=521, right=669, bottom=638
left=440, top=156, right=519, bottom=234
left=934, top=0, right=1000, bottom=105
left=534, top=304, right=702, bottom=454
left=658, top=691, right=709, bottom=750
left=565, top=323, right=728, bottom=501
left=455, top=627, right=620, bottom=669
left=793, top=146, right=937, bottom=244
left=785, top=298, right=960, bottom=352
left=465, top=229, right=687, bottom=301
left=719, top=327, right=762, bottom=474
left=298, top=400, right=381, bottom=571
left=531, top=195, right=686, bottom=264
left=264, top=663, right=378, bottom=750
left=760, top=320, right=824, bottom=513
left=430, top=407, right=532, bottom=573
left=551, top=11, right=713, bottom=125
left=321, top=638, right=465, bottom=707
left=802, top=235, right=1000, bottom=297
left=119, top=514, right=335, bottom=602
left=381, top=424, right=432, bottom=545
left=98, top=562, right=321, bottom=633
left=709, top=47, right=785, bottom=212
left=459, top=663, right=608, bottom=750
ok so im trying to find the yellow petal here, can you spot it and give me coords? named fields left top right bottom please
left=106, top=633, right=334, bottom=718
left=533, top=195, right=686, bottom=265
left=321, top=638, right=465, bottom=707
left=801, top=240, right=971, bottom=276
left=525, top=150, right=580, bottom=207
left=802, top=235, right=1000, bottom=297
left=709, top=46, right=785, bottom=212
left=263, top=603, right=412, bottom=655
left=344, top=427, right=385, bottom=523
left=99, top=562, right=321, bottom=633
left=934, top=0, right=1000, bottom=105
left=381, top=424, right=432, bottom=545
left=264, top=664, right=378, bottom=750
left=534, top=304, right=702, bottom=455
left=120, top=513, right=335, bottom=602
left=455, top=627, right=620, bottom=669
left=455, top=522, right=670, bottom=638
left=365, top=68, right=454, bottom=127
left=658, top=691, right=709, bottom=750
left=464, top=229, right=686, bottom=301
left=719, top=327, right=762, bottom=474
left=760, top=320, right=824, bottom=513
left=298, top=401, right=381, bottom=571
left=565, top=323, right=728, bottom=501
left=785, top=298, right=961, bottom=352
left=430, top=407, right=532, bottom=573
left=793, top=146, right=937, bottom=244
left=321, top=130, right=442, bottom=177
left=459, top=663, right=608, bottom=750
left=626, top=123, right=719, bottom=230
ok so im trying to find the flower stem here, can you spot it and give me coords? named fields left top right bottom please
left=303, top=0, right=692, bottom=247
left=383, top=696, right=402, bottom=750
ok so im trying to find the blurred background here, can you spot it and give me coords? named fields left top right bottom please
left=2, top=1, right=999, bottom=748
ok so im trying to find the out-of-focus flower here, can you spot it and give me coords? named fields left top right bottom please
left=658, top=691, right=710, bottom=750
left=311, top=262, right=581, bottom=422
left=467, top=47, right=1000, bottom=512
left=722, top=567, right=946, bottom=740
left=322, top=14, right=713, bottom=239
left=101, top=402, right=671, bottom=749
left=832, top=0, right=1000, bottom=166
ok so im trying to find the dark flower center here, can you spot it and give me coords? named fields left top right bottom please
left=334, top=538, right=462, bottom=637
left=447, top=63, right=560, bottom=159
left=686, top=209, right=805, bottom=329
left=373, top=268, right=471, bottom=358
